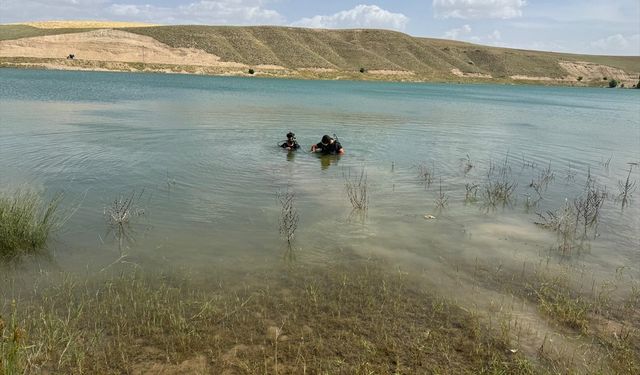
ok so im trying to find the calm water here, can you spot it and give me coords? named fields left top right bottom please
left=1, top=68, right=639, bottom=283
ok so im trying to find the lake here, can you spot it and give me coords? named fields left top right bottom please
left=1, top=67, right=639, bottom=286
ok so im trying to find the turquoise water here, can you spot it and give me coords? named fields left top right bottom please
left=0, top=68, right=638, bottom=282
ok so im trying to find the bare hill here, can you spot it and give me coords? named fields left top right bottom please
left=1, top=24, right=638, bottom=86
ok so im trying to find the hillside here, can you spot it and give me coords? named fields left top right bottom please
left=1, top=24, right=639, bottom=86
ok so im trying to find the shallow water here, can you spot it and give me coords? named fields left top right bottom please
left=0, top=69, right=639, bottom=285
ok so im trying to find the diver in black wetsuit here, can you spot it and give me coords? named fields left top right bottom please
left=280, top=132, right=300, bottom=151
left=311, top=135, right=344, bottom=155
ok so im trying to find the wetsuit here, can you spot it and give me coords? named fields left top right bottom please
left=314, top=141, right=343, bottom=155
left=281, top=141, right=300, bottom=150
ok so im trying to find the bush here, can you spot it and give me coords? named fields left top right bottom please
left=608, top=79, right=618, bottom=88
left=0, top=190, right=61, bottom=260
left=603, top=77, right=608, bottom=81
left=248, top=68, right=254, bottom=75
left=359, top=67, right=366, bottom=73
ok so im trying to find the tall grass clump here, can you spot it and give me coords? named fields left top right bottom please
left=104, top=190, right=145, bottom=255
left=617, top=164, right=637, bottom=210
left=483, top=156, right=517, bottom=208
left=277, top=188, right=299, bottom=261
left=345, top=169, right=369, bottom=212
left=574, top=174, right=606, bottom=240
left=0, top=189, right=61, bottom=260
left=0, top=301, right=25, bottom=374
left=416, top=162, right=434, bottom=188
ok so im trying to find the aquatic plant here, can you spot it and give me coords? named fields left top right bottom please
left=529, top=162, right=555, bottom=199
left=535, top=199, right=577, bottom=256
left=617, top=164, right=637, bottom=210
left=0, top=301, right=25, bottom=374
left=0, top=189, right=61, bottom=260
left=461, top=154, right=473, bottom=175
left=416, top=162, right=434, bottom=188
left=601, top=155, right=612, bottom=170
left=277, top=188, right=299, bottom=261
left=482, top=177, right=517, bottom=208
left=104, top=190, right=145, bottom=255
left=573, top=175, right=606, bottom=240
left=0, top=263, right=542, bottom=374
left=521, top=154, right=536, bottom=169
left=345, top=169, right=369, bottom=212
left=464, top=183, right=479, bottom=204
left=565, top=162, right=576, bottom=182
left=434, top=178, right=448, bottom=209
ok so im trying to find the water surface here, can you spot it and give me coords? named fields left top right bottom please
left=1, top=68, right=638, bottom=284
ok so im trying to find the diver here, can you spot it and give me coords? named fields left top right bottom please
left=280, top=132, right=300, bottom=151
left=311, top=135, right=344, bottom=155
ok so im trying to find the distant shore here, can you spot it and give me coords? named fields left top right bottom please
left=1, top=24, right=639, bottom=88
left=4, top=58, right=638, bottom=89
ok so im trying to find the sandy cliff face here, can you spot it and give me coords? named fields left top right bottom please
left=0, top=29, right=246, bottom=68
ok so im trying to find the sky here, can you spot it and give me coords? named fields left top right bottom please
left=1, top=1, right=639, bottom=56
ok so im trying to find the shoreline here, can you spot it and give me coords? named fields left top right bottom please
left=2, top=58, right=636, bottom=89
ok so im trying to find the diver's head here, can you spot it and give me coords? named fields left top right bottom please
left=321, top=134, right=332, bottom=146
left=286, top=132, right=295, bottom=141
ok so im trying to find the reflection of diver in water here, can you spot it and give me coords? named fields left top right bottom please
left=319, top=154, right=341, bottom=170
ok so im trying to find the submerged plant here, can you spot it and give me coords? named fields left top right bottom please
left=521, top=154, right=536, bottom=169
left=435, top=178, right=448, bottom=209
left=416, top=162, right=434, bottom=188
left=529, top=162, right=555, bottom=199
left=345, top=169, right=369, bottom=212
left=104, top=190, right=145, bottom=255
left=617, top=164, right=637, bottom=210
left=574, top=176, right=606, bottom=240
left=535, top=199, right=577, bottom=256
left=461, top=154, right=473, bottom=176
left=0, top=189, right=62, bottom=260
left=277, top=189, right=299, bottom=250
left=464, top=183, right=479, bottom=204
left=565, top=162, right=576, bottom=183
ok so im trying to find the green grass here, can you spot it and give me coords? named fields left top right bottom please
left=2, top=24, right=637, bottom=84
left=1, top=262, right=540, bottom=374
left=0, top=189, right=61, bottom=260
left=0, top=25, right=95, bottom=41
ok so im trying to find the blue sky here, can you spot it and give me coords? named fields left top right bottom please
left=1, top=1, right=638, bottom=55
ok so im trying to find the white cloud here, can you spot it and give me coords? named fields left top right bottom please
left=107, top=1, right=284, bottom=24
left=0, top=0, right=284, bottom=25
left=443, top=24, right=471, bottom=40
left=433, top=0, right=527, bottom=19
left=292, top=4, right=409, bottom=31
left=488, top=29, right=501, bottom=41
left=590, top=34, right=640, bottom=55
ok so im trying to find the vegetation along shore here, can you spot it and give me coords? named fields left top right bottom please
left=1, top=21, right=639, bottom=87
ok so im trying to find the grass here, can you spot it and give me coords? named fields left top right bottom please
left=0, top=189, right=61, bottom=260
left=344, top=169, right=369, bottom=212
left=468, top=258, right=640, bottom=373
left=104, top=190, right=145, bottom=255
left=2, top=24, right=639, bottom=85
left=617, top=164, right=637, bottom=210
left=0, top=261, right=540, bottom=374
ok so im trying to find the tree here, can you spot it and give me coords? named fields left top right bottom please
left=577, top=76, right=583, bottom=81
left=248, top=68, right=255, bottom=75
left=608, top=79, right=618, bottom=88
left=359, top=67, right=366, bottom=73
